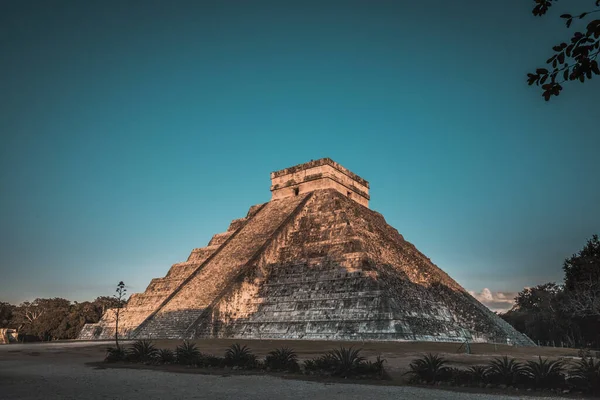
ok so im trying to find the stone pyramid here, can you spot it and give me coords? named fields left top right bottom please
left=79, top=158, right=533, bottom=345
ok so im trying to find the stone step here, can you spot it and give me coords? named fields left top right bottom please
left=134, top=194, right=312, bottom=339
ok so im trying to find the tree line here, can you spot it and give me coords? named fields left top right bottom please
left=0, top=296, right=124, bottom=342
left=500, top=234, right=600, bottom=348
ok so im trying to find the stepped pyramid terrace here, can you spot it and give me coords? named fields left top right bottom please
left=78, top=158, right=534, bottom=345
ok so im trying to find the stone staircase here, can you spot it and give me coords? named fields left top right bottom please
left=132, top=193, right=312, bottom=339
left=76, top=203, right=267, bottom=340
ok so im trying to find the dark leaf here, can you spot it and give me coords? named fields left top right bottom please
left=566, top=44, right=574, bottom=57
left=563, top=69, right=570, bottom=80
left=560, top=14, right=572, bottom=19
left=567, top=19, right=573, bottom=28
left=578, top=13, right=587, bottom=19
left=592, top=60, right=600, bottom=75
left=558, top=52, right=565, bottom=64
left=552, top=45, right=562, bottom=52
left=541, top=75, right=548, bottom=84
left=536, top=68, right=549, bottom=74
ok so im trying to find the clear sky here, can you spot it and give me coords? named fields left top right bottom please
left=1, top=0, right=598, bottom=311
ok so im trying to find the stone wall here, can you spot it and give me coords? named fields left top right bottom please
left=270, top=158, right=370, bottom=208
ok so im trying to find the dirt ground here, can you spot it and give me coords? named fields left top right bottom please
left=144, top=338, right=580, bottom=381
left=0, top=338, right=578, bottom=380
left=0, top=340, right=582, bottom=399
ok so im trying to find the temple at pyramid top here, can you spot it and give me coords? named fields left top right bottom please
left=270, top=158, right=370, bottom=208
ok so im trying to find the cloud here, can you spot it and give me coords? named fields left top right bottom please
left=468, top=288, right=517, bottom=313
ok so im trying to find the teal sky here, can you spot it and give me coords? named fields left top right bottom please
left=1, top=0, right=598, bottom=308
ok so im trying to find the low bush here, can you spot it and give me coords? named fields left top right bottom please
left=175, top=341, right=202, bottom=366
left=105, top=346, right=127, bottom=362
left=128, top=340, right=159, bottom=363
left=524, top=356, right=565, bottom=389
left=264, top=347, right=299, bottom=372
left=202, top=355, right=225, bottom=368
left=157, top=348, right=175, bottom=364
left=327, top=346, right=365, bottom=377
left=467, top=365, right=489, bottom=384
left=487, top=356, right=526, bottom=386
left=568, top=357, right=600, bottom=394
left=404, top=353, right=449, bottom=383
left=224, top=343, right=258, bottom=368
left=303, top=348, right=386, bottom=379
left=356, top=355, right=386, bottom=378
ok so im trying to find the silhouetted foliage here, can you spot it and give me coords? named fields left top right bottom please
left=175, top=341, right=201, bottom=366
left=224, top=343, right=257, bottom=368
left=105, top=346, right=127, bottom=362
left=569, top=356, right=600, bottom=394
left=501, top=234, right=600, bottom=348
left=264, top=347, right=299, bottom=372
left=157, top=348, right=175, bottom=364
left=487, top=356, right=526, bottom=386
left=524, top=356, right=565, bottom=388
left=528, top=1, right=600, bottom=100
left=404, top=353, right=449, bottom=383
left=113, top=281, right=126, bottom=350
left=128, top=340, right=158, bottom=363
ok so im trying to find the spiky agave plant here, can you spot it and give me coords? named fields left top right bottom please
left=157, top=348, right=175, bottom=364
left=225, top=343, right=257, bottom=368
left=105, top=346, right=127, bottom=363
left=265, top=347, right=299, bottom=371
left=487, top=356, right=526, bottom=386
left=405, top=353, right=449, bottom=383
left=175, top=340, right=201, bottom=366
left=569, top=357, right=600, bottom=393
left=327, top=346, right=365, bottom=377
left=128, top=339, right=159, bottom=363
left=467, top=365, right=490, bottom=384
left=524, top=356, right=565, bottom=388
left=361, top=355, right=387, bottom=378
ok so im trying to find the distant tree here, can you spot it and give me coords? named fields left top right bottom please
left=501, top=234, right=600, bottom=347
left=0, top=302, right=14, bottom=328
left=501, top=283, right=575, bottom=345
left=93, top=296, right=123, bottom=315
left=113, top=281, right=126, bottom=350
left=527, top=0, right=600, bottom=100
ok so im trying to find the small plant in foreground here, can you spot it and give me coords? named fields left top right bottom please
left=357, top=355, right=386, bottom=378
left=487, top=356, right=525, bottom=386
left=128, top=340, right=158, bottom=363
left=225, top=343, right=257, bottom=368
left=327, top=346, right=365, bottom=377
left=405, top=353, right=449, bottom=383
left=569, top=357, right=600, bottom=394
left=524, top=356, right=564, bottom=389
left=467, top=365, right=489, bottom=384
left=265, top=347, right=299, bottom=372
left=175, top=341, right=201, bottom=366
left=105, top=346, right=127, bottom=362
left=202, top=355, right=225, bottom=368
left=157, top=348, right=175, bottom=364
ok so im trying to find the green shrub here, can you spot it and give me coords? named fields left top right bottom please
left=568, top=357, right=600, bottom=394
left=202, top=355, right=226, bottom=368
left=524, top=356, right=565, bottom=389
left=175, top=340, right=202, bottom=366
left=224, top=343, right=257, bottom=368
left=264, top=347, right=299, bottom=372
left=327, top=346, right=365, bottom=377
left=467, top=365, right=490, bottom=384
left=405, top=353, right=449, bottom=383
left=487, top=356, right=526, bottom=386
left=105, top=346, right=127, bottom=362
left=157, top=348, right=175, bottom=364
left=128, top=340, right=159, bottom=363
left=356, top=355, right=386, bottom=378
